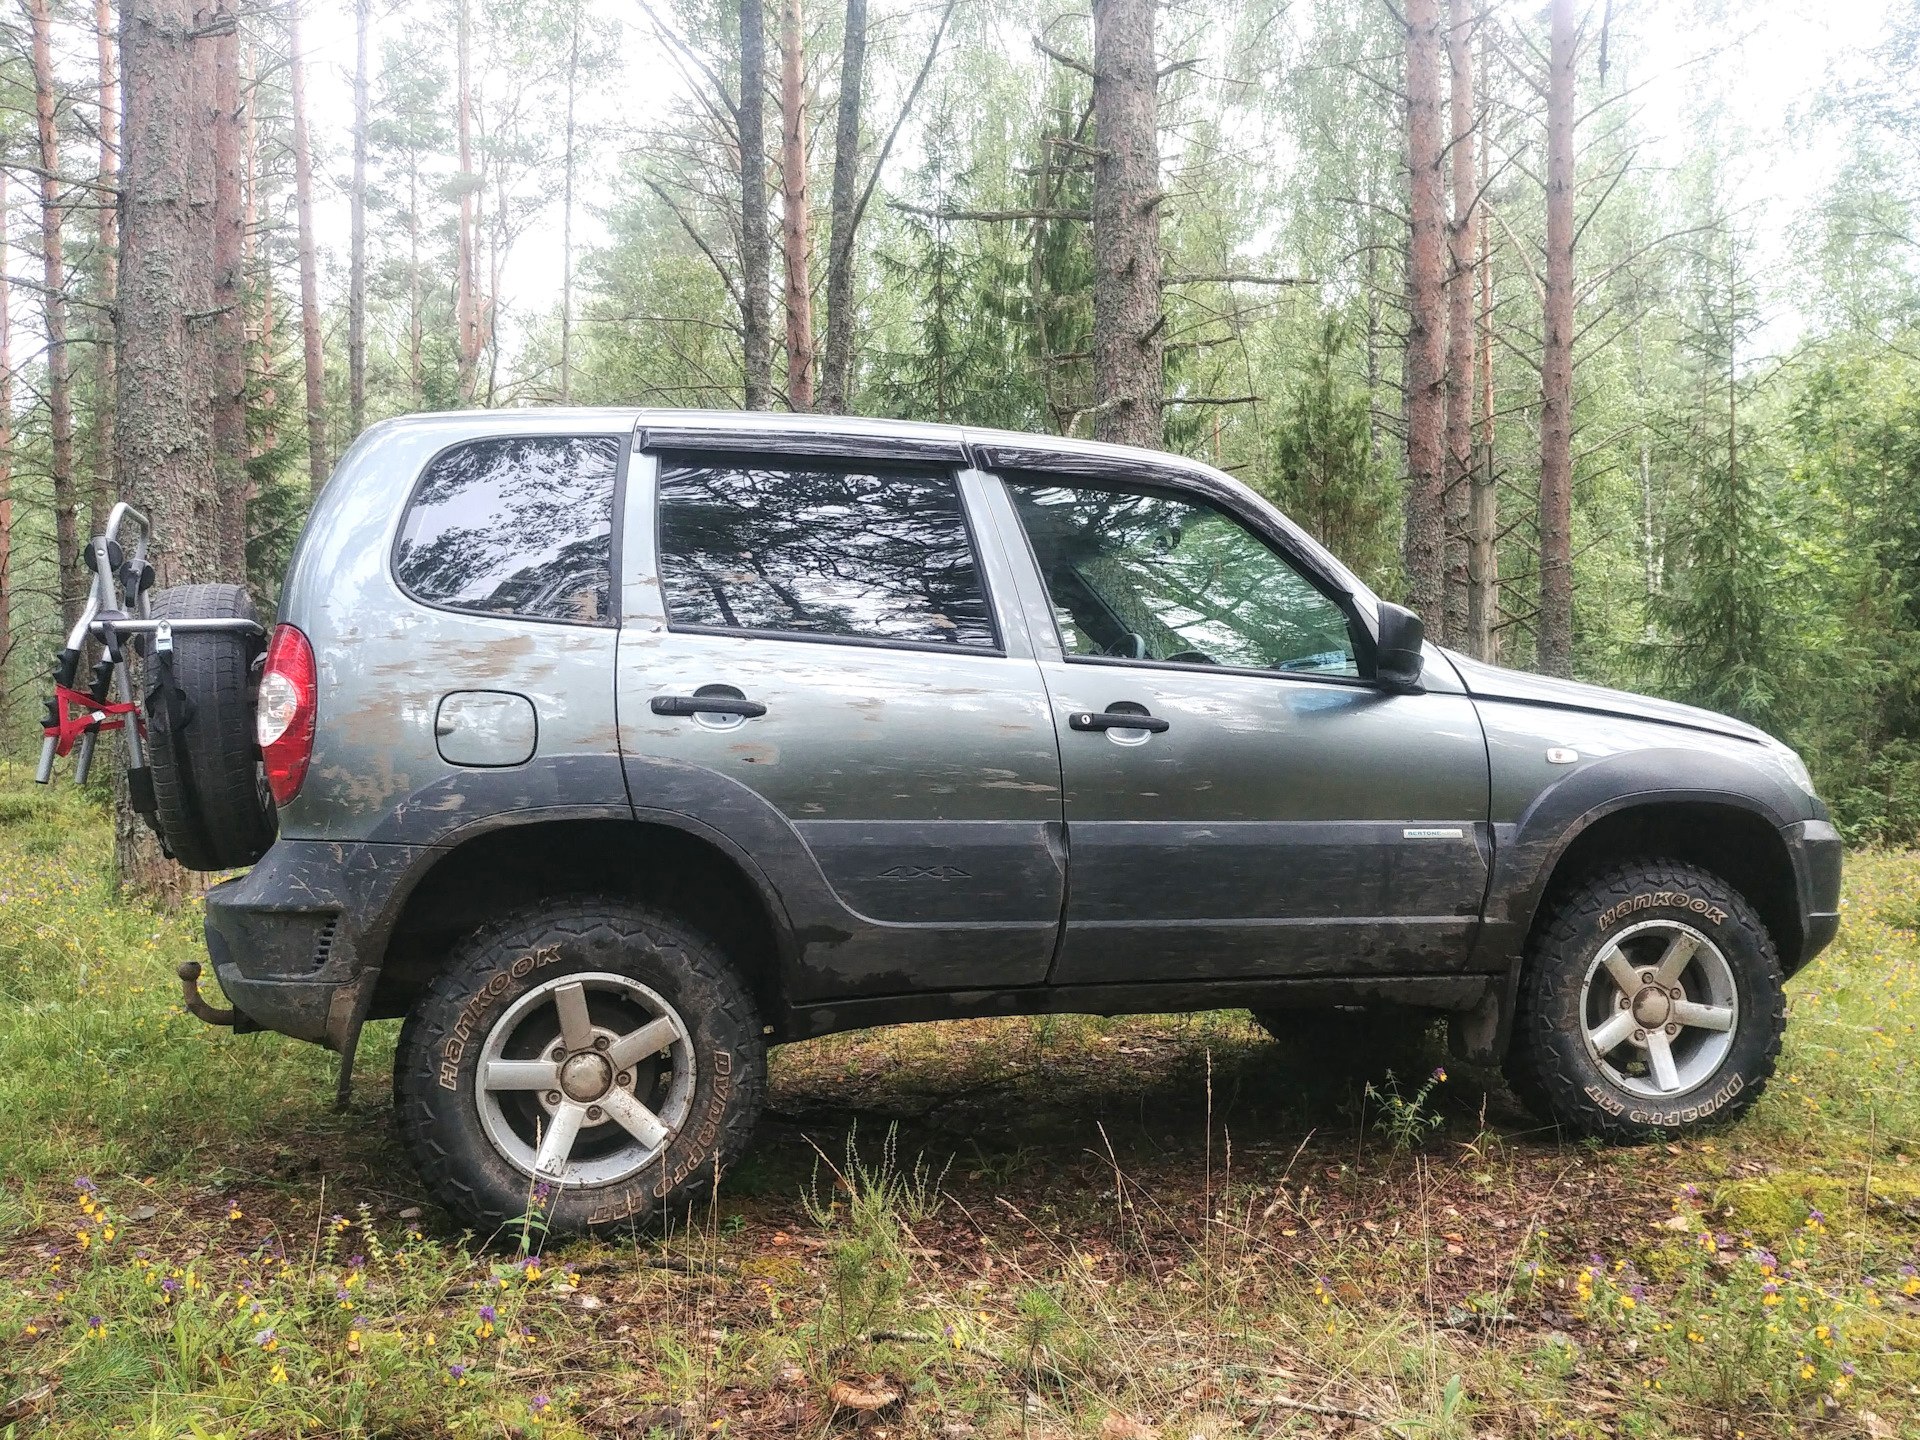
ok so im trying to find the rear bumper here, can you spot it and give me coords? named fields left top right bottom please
left=1782, top=818, right=1843, bottom=974
left=203, top=839, right=429, bottom=1048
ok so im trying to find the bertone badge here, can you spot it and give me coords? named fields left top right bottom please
left=1546, top=747, right=1580, bottom=764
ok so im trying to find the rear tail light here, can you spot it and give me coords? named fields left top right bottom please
left=257, top=624, right=317, bottom=807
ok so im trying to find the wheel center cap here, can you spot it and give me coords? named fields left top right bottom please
left=558, top=1052, right=613, bottom=1102
left=1632, top=987, right=1672, bottom=1027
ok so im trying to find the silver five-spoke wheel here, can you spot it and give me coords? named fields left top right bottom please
left=476, top=971, right=696, bottom=1187
left=1579, top=919, right=1737, bottom=1099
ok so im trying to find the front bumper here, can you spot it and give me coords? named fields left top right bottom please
left=203, top=839, right=430, bottom=1048
left=1782, top=818, right=1843, bottom=973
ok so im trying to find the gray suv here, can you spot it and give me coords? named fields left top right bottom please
left=97, top=409, right=1840, bottom=1234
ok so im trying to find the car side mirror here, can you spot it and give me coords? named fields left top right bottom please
left=1375, top=603, right=1426, bottom=692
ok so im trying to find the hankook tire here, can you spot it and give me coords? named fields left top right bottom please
left=1504, top=859, right=1784, bottom=1140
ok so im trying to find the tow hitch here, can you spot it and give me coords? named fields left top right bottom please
left=176, top=962, right=237, bottom=1028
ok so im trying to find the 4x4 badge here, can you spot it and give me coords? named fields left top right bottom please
left=877, top=864, right=971, bottom=882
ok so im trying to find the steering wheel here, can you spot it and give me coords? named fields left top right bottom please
left=1101, top=632, right=1149, bottom=660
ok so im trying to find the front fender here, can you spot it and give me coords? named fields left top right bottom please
left=1489, top=745, right=1807, bottom=951
left=1446, top=740, right=1814, bottom=1066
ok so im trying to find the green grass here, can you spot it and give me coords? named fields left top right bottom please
left=2, top=774, right=1917, bottom=1438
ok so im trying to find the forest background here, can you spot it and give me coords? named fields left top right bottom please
left=2, top=0, right=1919, bottom=862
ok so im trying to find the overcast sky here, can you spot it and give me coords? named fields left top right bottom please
left=285, top=0, right=1897, bottom=373
left=2, top=0, right=1900, bottom=382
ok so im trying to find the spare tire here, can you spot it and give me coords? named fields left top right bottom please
left=144, top=583, right=277, bottom=871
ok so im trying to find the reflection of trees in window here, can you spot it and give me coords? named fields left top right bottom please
left=1009, top=481, right=1356, bottom=674
left=657, top=460, right=995, bottom=648
left=396, top=437, right=618, bottom=622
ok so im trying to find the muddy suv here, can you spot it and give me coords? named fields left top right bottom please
left=50, top=410, right=1841, bottom=1235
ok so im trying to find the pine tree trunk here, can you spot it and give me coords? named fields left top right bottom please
left=94, top=0, right=121, bottom=537
left=559, top=8, right=579, bottom=403
left=779, top=0, right=815, bottom=410
left=1090, top=0, right=1163, bottom=449
left=487, top=168, right=506, bottom=403
left=288, top=1, right=328, bottom=492
left=0, top=171, right=13, bottom=715
left=1441, top=0, right=1475, bottom=649
left=454, top=0, right=482, bottom=402
left=408, top=157, right=423, bottom=405
left=1466, top=23, right=1497, bottom=662
left=117, top=0, right=219, bottom=889
left=740, top=0, right=772, bottom=409
left=1537, top=0, right=1576, bottom=677
left=29, top=0, right=81, bottom=627
left=208, top=0, right=248, bottom=580
left=348, top=0, right=369, bottom=434
left=1401, top=0, right=1446, bottom=623
left=244, top=42, right=281, bottom=463
left=819, top=0, right=867, bottom=415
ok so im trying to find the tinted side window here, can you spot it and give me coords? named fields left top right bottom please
left=1007, top=480, right=1360, bottom=676
left=395, top=436, right=619, bottom=624
left=655, top=458, right=997, bottom=649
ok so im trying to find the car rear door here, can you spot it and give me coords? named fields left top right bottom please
left=976, top=468, right=1491, bottom=985
left=615, top=435, right=1066, bottom=998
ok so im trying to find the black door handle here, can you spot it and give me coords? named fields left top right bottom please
left=1069, top=709, right=1170, bottom=734
left=651, top=694, right=767, bottom=719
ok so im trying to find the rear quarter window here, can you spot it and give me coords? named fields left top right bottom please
left=394, top=435, right=620, bottom=624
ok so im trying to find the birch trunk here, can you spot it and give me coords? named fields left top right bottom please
left=288, top=1, right=328, bottom=491
left=779, top=0, right=816, bottom=410
left=1401, top=0, right=1447, bottom=622
left=1538, top=0, right=1577, bottom=677
left=1090, top=0, right=1163, bottom=449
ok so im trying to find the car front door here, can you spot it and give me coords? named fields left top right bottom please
left=616, top=442, right=1066, bottom=999
left=980, top=471, right=1491, bottom=986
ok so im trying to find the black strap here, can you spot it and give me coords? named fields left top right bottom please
left=143, top=638, right=207, bottom=859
